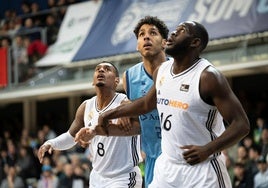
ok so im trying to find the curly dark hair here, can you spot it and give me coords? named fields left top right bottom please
left=133, top=16, right=169, bottom=40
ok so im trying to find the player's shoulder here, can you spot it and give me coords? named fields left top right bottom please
left=127, top=62, right=143, bottom=72
left=116, top=92, right=128, bottom=100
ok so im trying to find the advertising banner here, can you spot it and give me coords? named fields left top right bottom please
left=0, top=48, right=7, bottom=87
left=73, top=0, right=268, bottom=61
left=36, top=0, right=268, bottom=66
left=36, top=0, right=103, bottom=66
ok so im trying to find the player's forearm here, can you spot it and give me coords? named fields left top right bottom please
left=95, top=122, right=141, bottom=136
left=103, top=98, right=154, bottom=120
left=205, top=119, right=249, bottom=155
left=45, top=131, right=76, bottom=150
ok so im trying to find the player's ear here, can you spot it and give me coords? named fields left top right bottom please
left=190, top=38, right=201, bottom=48
left=115, top=77, right=120, bottom=85
left=161, top=39, right=167, bottom=50
left=136, top=43, right=139, bottom=51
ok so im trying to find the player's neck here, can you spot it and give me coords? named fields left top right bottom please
left=96, top=91, right=116, bottom=110
left=143, top=53, right=166, bottom=76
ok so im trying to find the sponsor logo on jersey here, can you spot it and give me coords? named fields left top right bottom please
left=180, top=84, right=189, bottom=92
left=157, top=98, right=189, bottom=109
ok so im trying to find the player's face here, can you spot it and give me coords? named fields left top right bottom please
left=93, top=63, right=118, bottom=88
left=165, top=22, right=196, bottom=56
left=136, top=24, right=166, bottom=58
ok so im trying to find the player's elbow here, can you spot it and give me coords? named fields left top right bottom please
left=240, top=118, right=250, bottom=138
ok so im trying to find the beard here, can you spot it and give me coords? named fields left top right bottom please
left=165, top=38, right=192, bottom=56
left=95, top=82, right=105, bottom=87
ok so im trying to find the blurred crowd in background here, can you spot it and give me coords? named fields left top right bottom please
left=0, top=0, right=90, bottom=84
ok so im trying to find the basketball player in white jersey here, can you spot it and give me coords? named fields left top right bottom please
left=38, top=61, right=142, bottom=188
left=97, top=21, right=250, bottom=188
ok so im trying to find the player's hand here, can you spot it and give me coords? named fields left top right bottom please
left=180, top=145, right=210, bottom=165
left=38, top=143, right=53, bottom=164
left=75, top=127, right=96, bottom=148
left=117, top=117, right=132, bottom=133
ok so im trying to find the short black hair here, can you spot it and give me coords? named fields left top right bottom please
left=98, top=61, right=119, bottom=77
left=192, top=21, right=209, bottom=52
left=133, top=16, right=169, bottom=40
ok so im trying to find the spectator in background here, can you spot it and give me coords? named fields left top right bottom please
left=73, top=165, right=88, bottom=187
left=12, top=35, right=29, bottom=82
left=254, top=156, right=268, bottom=188
left=248, top=144, right=263, bottom=179
left=42, top=124, right=57, bottom=141
left=0, top=147, right=9, bottom=182
left=8, top=17, right=23, bottom=37
left=25, top=36, right=47, bottom=65
left=242, top=136, right=254, bottom=151
left=0, top=37, right=11, bottom=48
left=37, top=165, right=58, bottom=188
left=57, top=163, right=75, bottom=188
left=16, top=146, right=36, bottom=181
left=20, top=1, right=31, bottom=15
left=19, top=17, right=41, bottom=41
left=45, top=14, right=59, bottom=45
left=0, top=165, right=25, bottom=188
left=254, top=117, right=267, bottom=145
left=0, top=20, right=10, bottom=36
left=30, top=2, right=45, bottom=27
left=56, top=0, right=67, bottom=22
left=232, top=162, right=253, bottom=188
left=260, top=126, right=268, bottom=160
left=5, top=140, right=18, bottom=167
left=237, top=145, right=249, bottom=165
left=52, top=155, right=68, bottom=179
left=47, top=0, right=57, bottom=9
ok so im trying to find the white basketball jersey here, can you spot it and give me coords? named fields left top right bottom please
left=83, top=93, right=141, bottom=177
left=156, top=58, right=225, bottom=163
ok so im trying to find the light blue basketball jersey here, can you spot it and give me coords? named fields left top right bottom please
left=126, top=62, right=162, bottom=187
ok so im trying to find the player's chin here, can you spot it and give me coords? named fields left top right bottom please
left=95, top=82, right=105, bottom=87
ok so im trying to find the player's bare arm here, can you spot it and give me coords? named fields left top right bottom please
left=75, top=116, right=141, bottom=148
left=99, top=69, right=159, bottom=129
left=181, top=66, right=250, bottom=165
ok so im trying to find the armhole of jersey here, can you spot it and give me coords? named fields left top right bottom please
left=125, top=70, right=130, bottom=98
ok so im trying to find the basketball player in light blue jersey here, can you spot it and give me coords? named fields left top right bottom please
left=123, top=16, right=169, bottom=188
left=98, top=21, right=250, bottom=187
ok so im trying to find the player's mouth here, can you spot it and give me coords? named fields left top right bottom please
left=143, top=43, right=152, bottom=49
left=166, top=39, right=173, bottom=46
left=97, top=74, right=105, bottom=80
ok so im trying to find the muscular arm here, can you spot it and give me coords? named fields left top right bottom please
left=201, top=66, right=250, bottom=152
left=182, top=66, right=250, bottom=165
left=99, top=68, right=159, bottom=127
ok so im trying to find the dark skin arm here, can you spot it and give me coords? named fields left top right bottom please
left=100, top=65, right=250, bottom=165
left=71, top=102, right=141, bottom=137
left=74, top=99, right=141, bottom=148
left=38, top=101, right=141, bottom=163
left=181, top=66, right=250, bottom=165
left=98, top=68, right=159, bottom=128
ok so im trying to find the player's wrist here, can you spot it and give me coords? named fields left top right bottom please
left=44, top=140, right=54, bottom=149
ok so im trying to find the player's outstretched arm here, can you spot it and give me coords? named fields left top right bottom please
left=75, top=118, right=141, bottom=148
